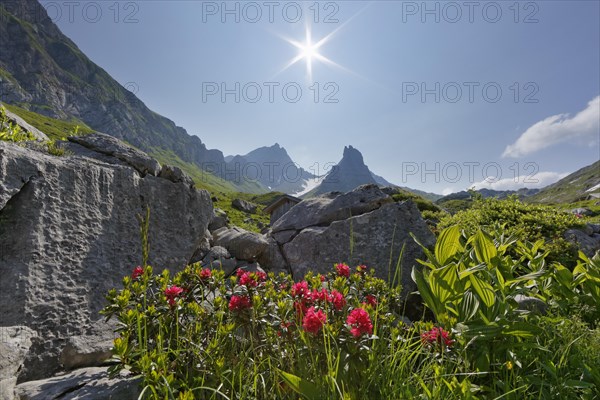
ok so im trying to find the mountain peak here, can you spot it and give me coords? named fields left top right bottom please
left=341, top=145, right=365, bottom=164
left=308, top=145, right=377, bottom=196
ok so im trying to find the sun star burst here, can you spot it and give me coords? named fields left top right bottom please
left=280, top=26, right=336, bottom=82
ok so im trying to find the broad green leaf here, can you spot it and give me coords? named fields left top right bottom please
left=456, top=321, right=502, bottom=339
left=495, top=267, right=506, bottom=289
left=429, top=264, right=459, bottom=304
left=468, top=274, right=495, bottom=308
left=578, top=250, right=590, bottom=263
left=277, top=369, right=321, bottom=400
left=503, top=321, right=542, bottom=338
left=471, top=230, right=497, bottom=264
left=411, top=267, right=443, bottom=318
left=435, top=225, right=463, bottom=265
left=554, top=264, right=573, bottom=289
left=411, top=233, right=441, bottom=269
left=573, top=263, right=587, bottom=278
left=458, top=263, right=487, bottom=280
left=506, top=269, right=546, bottom=286
left=458, top=290, right=479, bottom=321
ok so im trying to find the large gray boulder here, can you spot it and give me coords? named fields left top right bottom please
left=0, top=140, right=212, bottom=385
left=231, top=198, right=257, bottom=214
left=281, top=201, right=436, bottom=300
left=158, top=164, right=194, bottom=187
left=201, top=246, right=238, bottom=275
left=15, top=367, right=140, bottom=400
left=208, top=208, right=229, bottom=232
left=272, top=184, right=393, bottom=232
left=213, top=226, right=269, bottom=261
left=257, top=237, right=289, bottom=275
left=59, top=319, right=117, bottom=371
left=564, top=229, right=600, bottom=257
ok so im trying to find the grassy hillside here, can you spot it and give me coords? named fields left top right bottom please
left=2, top=102, right=94, bottom=140
left=211, top=191, right=282, bottom=232
left=528, top=160, right=600, bottom=204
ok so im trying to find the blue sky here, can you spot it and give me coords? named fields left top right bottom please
left=43, top=0, right=599, bottom=194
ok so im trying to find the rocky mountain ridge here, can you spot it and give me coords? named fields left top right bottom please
left=304, top=145, right=378, bottom=196
left=226, top=143, right=316, bottom=194
left=0, top=0, right=230, bottom=182
left=528, top=160, right=600, bottom=203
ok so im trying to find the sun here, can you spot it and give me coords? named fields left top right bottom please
left=300, top=42, right=318, bottom=62
left=297, top=31, right=321, bottom=80
left=275, top=4, right=370, bottom=82
left=279, top=26, right=335, bottom=82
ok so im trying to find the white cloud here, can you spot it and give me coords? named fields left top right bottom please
left=472, top=171, right=568, bottom=191
left=442, top=187, right=457, bottom=196
left=502, top=96, right=600, bottom=158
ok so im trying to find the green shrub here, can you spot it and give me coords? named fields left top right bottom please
left=438, top=196, right=584, bottom=266
left=47, top=139, right=73, bottom=157
left=0, top=106, right=35, bottom=142
left=101, top=209, right=600, bottom=399
left=436, top=199, right=473, bottom=214
left=1, top=105, right=73, bottom=157
left=412, top=225, right=600, bottom=397
left=392, top=191, right=441, bottom=213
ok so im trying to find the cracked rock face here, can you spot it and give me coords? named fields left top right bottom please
left=15, top=367, right=141, bottom=400
left=263, top=185, right=436, bottom=304
left=271, top=184, right=393, bottom=232
left=0, top=140, right=212, bottom=386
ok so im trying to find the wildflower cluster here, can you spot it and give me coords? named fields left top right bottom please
left=421, top=326, right=454, bottom=349
left=102, top=223, right=600, bottom=399
left=102, top=262, right=422, bottom=398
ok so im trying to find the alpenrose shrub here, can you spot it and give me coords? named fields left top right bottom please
left=103, top=263, right=466, bottom=399
left=103, top=254, right=600, bottom=399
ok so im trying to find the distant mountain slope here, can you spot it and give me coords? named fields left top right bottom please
left=371, top=171, right=393, bottom=187
left=228, top=144, right=316, bottom=194
left=528, top=160, right=600, bottom=203
left=0, top=0, right=240, bottom=187
left=437, top=188, right=540, bottom=203
left=400, top=187, right=443, bottom=202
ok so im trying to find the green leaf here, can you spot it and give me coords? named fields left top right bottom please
left=277, top=369, right=322, bottom=400
left=458, top=290, right=479, bottom=321
left=429, top=264, right=459, bottom=304
left=456, top=321, right=502, bottom=339
left=468, top=274, right=495, bottom=308
left=471, top=230, right=497, bottom=264
left=411, top=233, right=441, bottom=269
left=458, top=263, right=487, bottom=280
left=503, top=321, right=542, bottom=338
left=564, top=380, right=595, bottom=389
left=412, top=267, right=443, bottom=318
left=435, top=225, right=463, bottom=265
left=505, top=269, right=546, bottom=286
left=554, top=264, right=573, bottom=289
